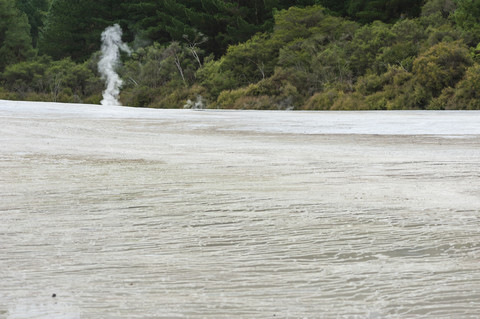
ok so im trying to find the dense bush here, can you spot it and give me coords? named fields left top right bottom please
left=119, top=42, right=204, bottom=108
left=430, top=63, right=480, bottom=109
left=1, top=55, right=102, bottom=102
left=412, top=41, right=472, bottom=97
left=2, top=1, right=480, bottom=110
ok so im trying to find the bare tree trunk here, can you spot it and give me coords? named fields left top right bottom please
left=248, top=58, right=265, bottom=80
left=189, top=45, right=202, bottom=69
left=174, top=55, right=186, bottom=85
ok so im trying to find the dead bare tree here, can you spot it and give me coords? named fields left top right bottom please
left=182, top=31, right=207, bottom=69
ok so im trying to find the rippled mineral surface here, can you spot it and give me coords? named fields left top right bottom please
left=1, top=100, right=480, bottom=318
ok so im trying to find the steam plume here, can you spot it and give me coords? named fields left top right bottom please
left=98, top=24, right=131, bottom=106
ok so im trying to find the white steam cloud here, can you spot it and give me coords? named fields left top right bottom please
left=98, top=24, right=131, bottom=106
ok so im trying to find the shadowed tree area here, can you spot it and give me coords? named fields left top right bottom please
left=15, top=0, right=49, bottom=47
left=0, top=0, right=34, bottom=72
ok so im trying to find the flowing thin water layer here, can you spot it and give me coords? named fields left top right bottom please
left=1, top=101, right=480, bottom=318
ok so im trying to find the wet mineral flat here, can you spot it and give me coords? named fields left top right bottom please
left=1, top=100, right=480, bottom=318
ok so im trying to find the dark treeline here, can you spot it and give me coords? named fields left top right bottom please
left=1, top=0, right=480, bottom=110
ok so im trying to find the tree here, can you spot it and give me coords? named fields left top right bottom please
left=374, top=19, right=426, bottom=73
left=431, top=63, right=480, bottom=109
left=453, top=0, right=480, bottom=44
left=277, top=13, right=358, bottom=93
left=1, top=56, right=51, bottom=93
left=120, top=42, right=201, bottom=108
left=0, top=0, right=34, bottom=71
left=347, top=21, right=395, bottom=75
left=198, top=5, right=338, bottom=98
left=317, top=0, right=348, bottom=15
left=421, top=0, right=456, bottom=18
left=346, top=0, right=423, bottom=23
left=412, top=41, right=472, bottom=97
left=15, top=0, right=49, bottom=47
left=1, top=55, right=101, bottom=101
left=124, top=0, right=327, bottom=58
left=39, top=0, right=131, bottom=61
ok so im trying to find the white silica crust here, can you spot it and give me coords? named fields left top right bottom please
left=1, top=100, right=480, bottom=318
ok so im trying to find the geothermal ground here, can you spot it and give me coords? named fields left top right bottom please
left=1, top=100, right=480, bottom=318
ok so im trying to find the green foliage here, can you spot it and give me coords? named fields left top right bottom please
left=201, top=5, right=357, bottom=103
left=348, top=66, right=418, bottom=110
left=216, top=87, right=275, bottom=110
left=304, top=88, right=343, bottom=110
left=421, top=0, right=456, bottom=18
left=368, top=67, right=418, bottom=109
left=219, top=33, right=279, bottom=86
left=412, top=41, right=472, bottom=97
left=15, top=0, right=49, bottom=47
left=305, top=90, right=368, bottom=110
left=213, top=67, right=302, bottom=109
left=0, top=86, right=21, bottom=100
left=373, top=19, right=426, bottom=72
left=125, top=0, right=328, bottom=58
left=317, top=0, right=347, bottom=15
left=276, top=13, right=358, bottom=92
left=1, top=55, right=101, bottom=102
left=2, top=55, right=51, bottom=93
left=120, top=42, right=203, bottom=108
left=46, top=58, right=101, bottom=100
left=1, top=0, right=480, bottom=110
left=346, top=0, right=423, bottom=23
left=347, top=21, right=396, bottom=75
left=343, top=41, right=473, bottom=110
left=0, top=0, right=34, bottom=71
left=198, top=5, right=334, bottom=100
left=431, top=63, right=480, bottom=109
left=195, top=3, right=480, bottom=110
left=273, top=5, right=327, bottom=41
left=39, top=0, right=129, bottom=61
left=196, top=58, right=237, bottom=100
left=453, top=0, right=480, bottom=44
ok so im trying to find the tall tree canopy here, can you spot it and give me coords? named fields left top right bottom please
left=37, top=0, right=424, bottom=62
left=0, top=0, right=34, bottom=71
left=39, top=0, right=131, bottom=61
left=39, top=0, right=330, bottom=60
left=15, top=0, right=49, bottom=47
left=453, top=0, right=480, bottom=43
left=346, top=0, right=423, bottom=23
left=124, top=0, right=317, bottom=57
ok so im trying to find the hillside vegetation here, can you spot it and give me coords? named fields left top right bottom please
left=1, top=0, right=480, bottom=110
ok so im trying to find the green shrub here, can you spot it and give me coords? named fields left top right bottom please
left=215, top=87, right=250, bottom=109
left=331, top=92, right=367, bottom=110
left=412, top=41, right=472, bottom=96
left=431, top=63, right=480, bottom=109
left=303, top=89, right=340, bottom=110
